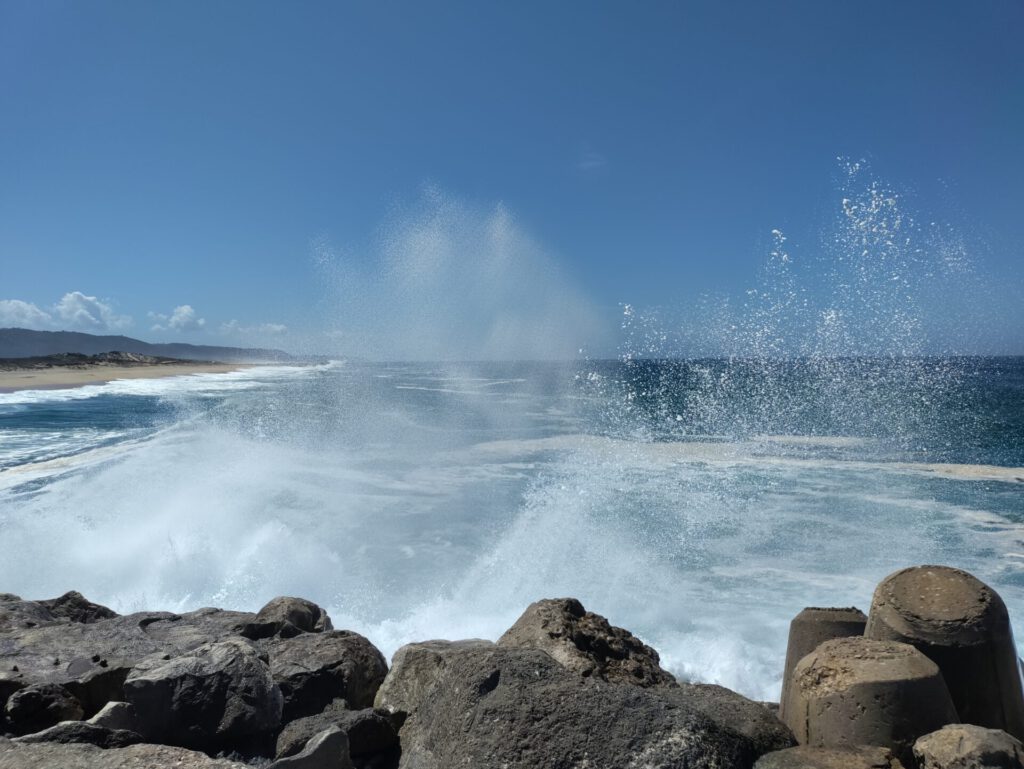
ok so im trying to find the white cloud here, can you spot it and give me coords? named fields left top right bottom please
left=0, top=299, right=53, bottom=329
left=577, top=151, right=607, bottom=172
left=149, top=304, right=206, bottom=332
left=54, top=292, right=132, bottom=331
left=220, top=319, right=288, bottom=335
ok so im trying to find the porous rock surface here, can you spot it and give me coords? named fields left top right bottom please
left=914, top=724, right=1024, bottom=769
left=0, top=736, right=249, bottom=768
left=497, top=597, right=676, bottom=686
left=270, top=630, right=388, bottom=720
left=755, top=744, right=906, bottom=768
left=385, top=642, right=793, bottom=769
left=123, top=637, right=283, bottom=753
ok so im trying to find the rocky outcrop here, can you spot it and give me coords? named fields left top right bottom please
left=241, top=597, right=333, bottom=640
left=914, top=724, right=1024, bottom=769
left=11, top=721, right=142, bottom=749
left=497, top=597, right=675, bottom=686
left=387, top=642, right=793, bottom=769
left=270, top=631, right=388, bottom=720
left=0, top=737, right=250, bottom=767
left=374, top=639, right=493, bottom=717
left=755, top=744, right=907, bottom=768
left=37, top=592, right=118, bottom=625
left=123, top=638, right=283, bottom=754
left=3, top=683, right=83, bottom=735
left=276, top=701, right=400, bottom=768
left=268, top=726, right=354, bottom=769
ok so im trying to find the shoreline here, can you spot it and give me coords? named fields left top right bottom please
left=0, top=362, right=255, bottom=393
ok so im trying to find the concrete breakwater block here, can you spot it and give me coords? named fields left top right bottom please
left=781, top=637, right=957, bottom=764
left=779, top=607, right=867, bottom=721
left=865, top=565, right=1024, bottom=740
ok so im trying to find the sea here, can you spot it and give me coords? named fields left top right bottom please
left=1, top=355, right=1022, bottom=702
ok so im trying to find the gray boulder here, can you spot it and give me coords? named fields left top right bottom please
left=123, top=637, right=283, bottom=753
left=276, top=701, right=399, bottom=768
left=914, top=724, right=1024, bottom=769
left=389, top=643, right=793, bottom=769
left=755, top=745, right=906, bottom=768
left=3, top=683, right=83, bottom=735
left=0, top=737, right=250, bottom=768
left=270, top=631, right=387, bottom=720
left=11, top=721, right=141, bottom=748
left=0, top=595, right=57, bottom=632
left=374, top=639, right=494, bottom=717
left=498, top=597, right=676, bottom=687
left=37, top=592, right=117, bottom=624
left=268, top=726, right=355, bottom=769
left=242, top=597, right=333, bottom=640
left=85, top=700, right=137, bottom=732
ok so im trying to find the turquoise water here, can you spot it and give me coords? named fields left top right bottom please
left=0, top=358, right=1021, bottom=700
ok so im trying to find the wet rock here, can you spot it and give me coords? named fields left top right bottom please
left=3, top=683, right=83, bottom=735
left=373, top=639, right=494, bottom=717
left=755, top=745, right=906, bottom=768
left=277, top=702, right=399, bottom=768
left=36, top=592, right=117, bottom=624
left=12, top=720, right=142, bottom=748
left=497, top=597, right=676, bottom=686
left=241, top=597, right=333, bottom=640
left=268, top=726, right=354, bottom=769
left=390, top=643, right=792, bottom=769
left=0, top=737, right=251, bottom=768
left=123, top=638, right=283, bottom=754
left=678, top=682, right=797, bottom=756
left=914, top=724, right=1024, bottom=769
left=270, top=631, right=387, bottom=721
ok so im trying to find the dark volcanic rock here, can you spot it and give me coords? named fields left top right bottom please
left=0, top=737, right=251, bottom=768
left=373, top=639, right=494, bottom=717
left=123, top=638, right=283, bottom=754
left=0, top=595, right=57, bottom=633
left=84, top=700, right=137, bottom=732
left=755, top=745, right=907, bottom=768
left=268, top=726, right=354, bottom=769
left=276, top=702, right=399, bottom=768
left=12, top=721, right=142, bottom=749
left=498, top=597, right=676, bottom=687
left=241, top=597, right=333, bottom=640
left=37, top=592, right=117, bottom=624
left=389, top=643, right=793, bottom=769
left=270, top=631, right=387, bottom=720
left=3, top=683, right=83, bottom=735
left=914, top=723, right=1024, bottom=769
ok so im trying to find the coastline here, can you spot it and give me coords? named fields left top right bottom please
left=0, top=362, right=254, bottom=393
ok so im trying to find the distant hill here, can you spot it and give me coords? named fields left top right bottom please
left=0, top=328, right=292, bottom=363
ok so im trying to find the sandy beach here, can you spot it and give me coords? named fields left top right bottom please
left=0, top=362, right=252, bottom=393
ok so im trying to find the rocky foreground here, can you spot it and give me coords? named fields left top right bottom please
left=2, top=565, right=1023, bottom=768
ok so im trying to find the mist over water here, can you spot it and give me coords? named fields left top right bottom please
left=1, top=166, right=1022, bottom=702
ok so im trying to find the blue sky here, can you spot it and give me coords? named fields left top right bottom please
left=1, top=1, right=1022, bottom=357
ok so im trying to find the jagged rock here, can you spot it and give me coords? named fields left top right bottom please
left=497, top=597, right=676, bottom=686
left=12, top=721, right=142, bottom=748
left=270, top=631, right=387, bottom=721
left=123, top=638, right=283, bottom=754
left=0, top=737, right=250, bottom=767
left=0, top=595, right=57, bottom=632
left=85, top=700, right=136, bottom=731
left=677, top=682, right=798, bottom=756
left=755, top=745, right=906, bottom=768
left=268, top=726, right=355, bottom=769
left=241, top=597, right=333, bottom=640
left=37, top=592, right=117, bottom=624
left=389, top=643, right=793, bottom=769
left=914, top=724, right=1024, bottom=769
left=276, top=702, right=399, bottom=768
left=373, top=639, right=494, bottom=717
left=0, top=608, right=258, bottom=717
left=3, top=683, right=83, bottom=735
